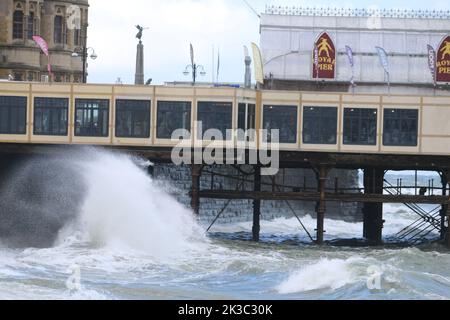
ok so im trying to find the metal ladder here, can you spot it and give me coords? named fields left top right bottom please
left=384, top=179, right=442, bottom=244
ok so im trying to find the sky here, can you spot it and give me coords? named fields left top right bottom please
left=87, top=0, right=450, bottom=85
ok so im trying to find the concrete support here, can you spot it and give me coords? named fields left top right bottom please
left=191, top=165, right=202, bottom=215
left=315, top=166, right=329, bottom=245
left=135, top=41, right=144, bottom=85
left=363, top=168, right=385, bottom=245
left=252, top=165, right=261, bottom=242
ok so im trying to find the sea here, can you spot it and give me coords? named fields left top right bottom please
left=0, top=149, right=448, bottom=300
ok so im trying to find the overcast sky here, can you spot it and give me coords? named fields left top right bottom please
left=87, top=0, right=450, bottom=85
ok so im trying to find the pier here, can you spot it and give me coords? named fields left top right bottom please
left=0, top=82, right=449, bottom=248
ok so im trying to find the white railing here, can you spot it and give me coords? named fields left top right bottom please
left=264, top=5, right=450, bottom=19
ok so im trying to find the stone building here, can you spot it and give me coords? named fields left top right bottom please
left=0, top=0, right=89, bottom=83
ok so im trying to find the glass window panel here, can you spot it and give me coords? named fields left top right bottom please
left=238, top=103, right=246, bottom=131
left=75, top=99, right=109, bottom=137
left=115, top=99, right=150, bottom=138
left=13, top=11, right=24, bottom=39
left=383, top=109, right=418, bottom=147
left=303, top=106, right=338, bottom=145
left=156, top=101, right=191, bottom=139
left=197, top=101, right=232, bottom=140
left=33, top=97, right=68, bottom=136
left=263, top=105, right=297, bottom=144
left=54, top=16, right=63, bottom=44
left=0, top=96, right=27, bottom=134
left=343, top=108, right=378, bottom=145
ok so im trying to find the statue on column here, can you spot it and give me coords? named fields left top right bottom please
left=135, top=25, right=148, bottom=43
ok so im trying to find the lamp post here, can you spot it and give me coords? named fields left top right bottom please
left=183, top=44, right=206, bottom=85
left=72, top=47, right=97, bottom=83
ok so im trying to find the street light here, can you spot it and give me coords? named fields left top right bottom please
left=72, top=46, right=97, bottom=83
left=183, top=43, right=206, bottom=85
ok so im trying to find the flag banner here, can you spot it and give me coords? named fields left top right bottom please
left=251, top=43, right=264, bottom=85
left=32, top=36, right=49, bottom=56
left=436, top=35, right=450, bottom=83
left=375, top=46, right=389, bottom=74
left=312, top=32, right=336, bottom=79
left=217, top=50, right=220, bottom=83
left=190, top=43, right=194, bottom=67
left=345, top=45, right=354, bottom=67
left=427, top=45, right=437, bottom=84
left=345, top=45, right=355, bottom=85
left=33, top=35, right=52, bottom=79
left=314, top=47, right=319, bottom=78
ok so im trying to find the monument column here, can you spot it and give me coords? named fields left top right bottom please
left=135, top=40, right=144, bottom=85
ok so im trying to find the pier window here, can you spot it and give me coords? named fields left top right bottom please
left=383, top=109, right=418, bottom=147
left=343, top=108, right=378, bottom=145
left=263, top=105, right=297, bottom=144
left=75, top=99, right=109, bottom=137
left=238, top=103, right=256, bottom=131
left=0, top=96, right=27, bottom=134
left=157, top=101, right=191, bottom=139
left=115, top=99, right=151, bottom=138
left=197, top=101, right=232, bottom=140
left=33, top=97, right=68, bottom=136
left=303, top=106, right=338, bottom=145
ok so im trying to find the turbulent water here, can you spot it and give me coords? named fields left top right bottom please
left=0, top=149, right=448, bottom=300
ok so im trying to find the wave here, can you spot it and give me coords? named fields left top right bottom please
left=276, top=258, right=359, bottom=294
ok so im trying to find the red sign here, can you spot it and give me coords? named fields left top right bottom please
left=312, top=32, right=336, bottom=79
left=436, top=35, right=450, bottom=83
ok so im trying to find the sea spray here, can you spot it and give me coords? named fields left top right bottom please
left=75, top=149, right=205, bottom=258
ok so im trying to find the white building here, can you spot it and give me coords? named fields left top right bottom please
left=260, top=6, right=450, bottom=94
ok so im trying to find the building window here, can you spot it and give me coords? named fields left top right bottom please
left=34, top=97, right=68, bottom=136
left=27, top=12, right=35, bottom=39
left=13, top=10, right=24, bottom=39
left=157, top=101, right=191, bottom=139
left=263, top=105, right=297, bottom=143
left=115, top=99, right=151, bottom=138
left=13, top=72, right=24, bottom=81
left=75, top=99, right=109, bottom=137
left=74, top=28, right=81, bottom=46
left=197, top=101, right=232, bottom=140
left=0, top=96, right=27, bottom=134
left=54, top=15, right=63, bottom=44
left=383, top=109, right=419, bottom=147
left=303, top=106, right=338, bottom=144
left=343, top=108, right=378, bottom=145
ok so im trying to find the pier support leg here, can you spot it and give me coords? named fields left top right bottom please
left=440, top=172, right=448, bottom=241
left=363, top=168, right=385, bottom=245
left=252, top=165, right=261, bottom=242
left=190, top=165, right=203, bottom=215
left=447, top=206, right=450, bottom=249
left=443, top=170, right=450, bottom=248
left=147, top=163, right=155, bottom=178
left=315, top=166, right=329, bottom=245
